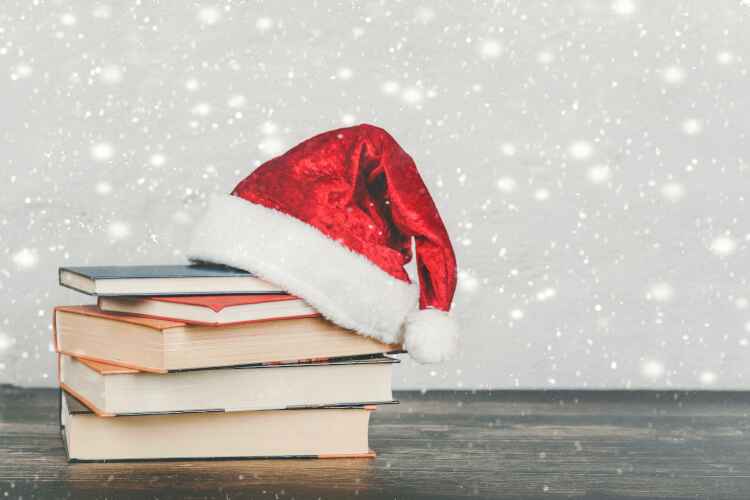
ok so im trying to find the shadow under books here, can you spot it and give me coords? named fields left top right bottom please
left=62, top=458, right=377, bottom=496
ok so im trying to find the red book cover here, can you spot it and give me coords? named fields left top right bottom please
left=149, top=294, right=302, bottom=312
left=97, top=294, right=321, bottom=326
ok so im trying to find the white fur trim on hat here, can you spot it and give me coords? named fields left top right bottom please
left=403, top=308, right=458, bottom=363
left=187, top=194, right=418, bottom=346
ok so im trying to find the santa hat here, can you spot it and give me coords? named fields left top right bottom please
left=187, top=124, right=458, bottom=363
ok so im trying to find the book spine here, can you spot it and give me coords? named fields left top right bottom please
left=58, top=268, right=96, bottom=296
left=58, top=388, right=73, bottom=462
left=51, top=307, right=61, bottom=354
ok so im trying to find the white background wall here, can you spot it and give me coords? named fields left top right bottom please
left=2, top=0, right=750, bottom=389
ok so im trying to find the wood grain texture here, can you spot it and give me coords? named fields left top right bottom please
left=2, top=386, right=750, bottom=499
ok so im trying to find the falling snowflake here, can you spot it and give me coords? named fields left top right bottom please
left=11, top=63, right=33, bottom=80
left=0, top=332, right=15, bottom=353
left=12, top=248, right=38, bottom=269
left=569, top=140, right=594, bottom=160
left=536, top=51, right=555, bottom=64
left=337, top=68, right=354, bottom=80
left=661, top=66, right=686, bottom=85
left=641, top=360, right=665, bottom=380
left=496, top=177, right=517, bottom=193
left=258, top=137, right=285, bottom=156
left=381, top=81, right=400, bottom=95
left=227, top=95, right=247, bottom=108
left=90, top=142, right=115, bottom=161
left=587, top=164, right=611, bottom=184
left=509, top=309, right=524, bottom=320
left=149, top=153, right=166, bottom=167
left=716, top=51, right=735, bottom=65
left=95, top=181, right=113, bottom=195
left=660, top=182, right=685, bottom=202
left=185, top=78, right=200, bottom=91
left=401, top=87, right=424, bottom=105
left=536, top=287, right=556, bottom=301
left=500, top=143, right=516, bottom=157
left=259, top=121, right=278, bottom=135
left=60, top=13, right=77, bottom=26
left=479, top=39, right=502, bottom=59
left=107, top=221, right=131, bottom=240
left=256, top=17, right=273, bottom=31
left=533, top=188, right=550, bottom=201
left=611, top=0, right=636, bottom=16
left=98, top=64, right=123, bottom=84
left=710, top=236, right=736, bottom=257
left=457, top=270, right=479, bottom=293
left=699, top=370, right=717, bottom=385
left=191, top=102, right=212, bottom=116
left=646, top=282, right=674, bottom=302
left=197, top=6, right=221, bottom=25
left=681, top=118, right=703, bottom=136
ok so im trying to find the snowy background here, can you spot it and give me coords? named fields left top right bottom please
left=2, top=0, right=750, bottom=389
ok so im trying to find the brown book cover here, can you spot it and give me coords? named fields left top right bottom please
left=60, top=390, right=377, bottom=462
left=53, top=305, right=403, bottom=372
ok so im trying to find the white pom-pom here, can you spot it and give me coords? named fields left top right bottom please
left=403, top=308, right=458, bottom=363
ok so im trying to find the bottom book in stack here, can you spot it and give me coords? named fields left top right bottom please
left=59, top=354, right=397, bottom=461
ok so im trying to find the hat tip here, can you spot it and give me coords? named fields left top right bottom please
left=403, top=308, right=459, bottom=364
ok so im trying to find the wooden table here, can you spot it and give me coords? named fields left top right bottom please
left=2, top=386, right=750, bottom=499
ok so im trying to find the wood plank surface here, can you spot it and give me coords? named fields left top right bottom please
left=2, top=386, right=750, bottom=499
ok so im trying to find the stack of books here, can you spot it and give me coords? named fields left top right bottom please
left=54, top=264, right=400, bottom=461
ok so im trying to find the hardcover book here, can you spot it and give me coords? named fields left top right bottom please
left=59, top=264, right=284, bottom=296
left=53, top=305, right=402, bottom=372
left=97, top=294, right=319, bottom=325
left=59, top=354, right=396, bottom=416
left=60, top=391, right=375, bottom=461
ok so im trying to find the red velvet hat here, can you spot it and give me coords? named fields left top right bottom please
left=188, top=124, right=458, bottom=363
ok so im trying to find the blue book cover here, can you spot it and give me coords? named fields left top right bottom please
left=58, top=264, right=285, bottom=296
left=60, top=264, right=252, bottom=280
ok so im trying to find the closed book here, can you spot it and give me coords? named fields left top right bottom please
left=53, top=305, right=401, bottom=372
left=60, top=391, right=375, bottom=461
left=97, top=294, right=319, bottom=325
left=59, top=353, right=396, bottom=416
left=59, top=264, right=284, bottom=296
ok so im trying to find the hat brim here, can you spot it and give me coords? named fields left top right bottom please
left=187, top=194, right=418, bottom=345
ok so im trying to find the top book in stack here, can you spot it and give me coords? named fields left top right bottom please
left=59, top=264, right=284, bottom=296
